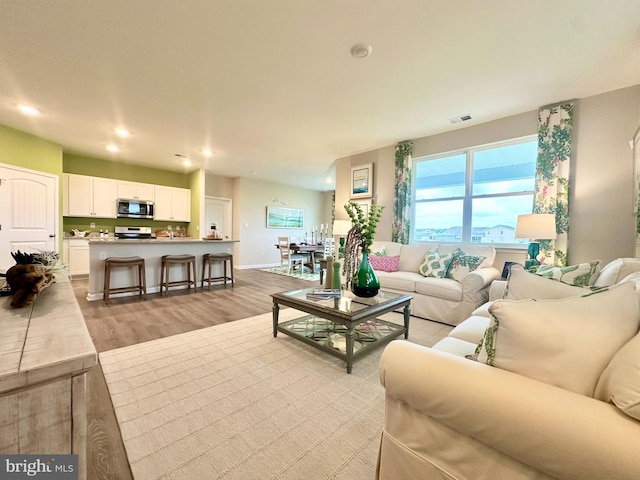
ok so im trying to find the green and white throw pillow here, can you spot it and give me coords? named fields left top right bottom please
left=418, top=249, right=453, bottom=278
left=479, top=282, right=639, bottom=397
left=372, top=245, right=386, bottom=256
left=446, top=250, right=486, bottom=283
left=535, top=260, right=601, bottom=286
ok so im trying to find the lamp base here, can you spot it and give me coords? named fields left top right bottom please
left=525, top=241, right=541, bottom=271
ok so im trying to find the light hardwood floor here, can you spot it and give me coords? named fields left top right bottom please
left=73, top=268, right=316, bottom=480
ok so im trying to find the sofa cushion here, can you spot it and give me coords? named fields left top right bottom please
left=398, top=244, right=431, bottom=273
left=535, top=260, right=601, bottom=286
left=447, top=315, right=490, bottom=344
left=482, top=282, right=640, bottom=397
left=446, top=250, right=487, bottom=282
left=594, top=257, right=640, bottom=287
left=377, top=271, right=420, bottom=292
left=369, top=255, right=400, bottom=272
left=417, top=249, right=453, bottom=278
left=595, top=331, right=640, bottom=421
left=438, top=244, right=495, bottom=269
left=414, top=277, right=463, bottom=302
left=504, top=264, right=593, bottom=300
left=471, top=301, right=492, bottom=318
left=430, top=336, right=479, bottom=357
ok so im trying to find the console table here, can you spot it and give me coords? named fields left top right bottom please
left=0, top=274, right=97, bottom=480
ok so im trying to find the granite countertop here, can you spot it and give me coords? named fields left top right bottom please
left=87, top=237, right=238, bottom=244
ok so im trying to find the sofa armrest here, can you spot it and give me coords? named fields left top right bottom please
left=489, top=279, right=507, bottom=300
left=379, top=341, right=640, bottom=480
left=460, top=266, right=500, bottom=303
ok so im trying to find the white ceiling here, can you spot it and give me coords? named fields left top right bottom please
left=1, top=1, right=639, bottom=191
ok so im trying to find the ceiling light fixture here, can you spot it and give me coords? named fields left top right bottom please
left=18, top=105, right=40, bottom=116
left=114, top=128, right=130, bottom=138
left=181, top=159, right=193, bottom=166
left=201, top=149, right=213, bottom=157
left=106, top=144, right=120, bottom=153
left=350, top=43, right=372, bottom=59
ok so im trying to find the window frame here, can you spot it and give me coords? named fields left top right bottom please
left=410, top=135, right=537, bottom=246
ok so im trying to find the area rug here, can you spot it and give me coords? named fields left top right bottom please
left=100, top=310, right=452, bottom=480
left=260, top=266, right=321, bottom=282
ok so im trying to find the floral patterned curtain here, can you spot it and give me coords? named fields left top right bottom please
left=534, top=103, right=573, bottom=266
left=393, top=142, right=413, bottom=244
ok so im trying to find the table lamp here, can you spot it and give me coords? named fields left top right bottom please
left=515, top=213, right=557, bottom=269
left=332, top=220, right=352, bottom=258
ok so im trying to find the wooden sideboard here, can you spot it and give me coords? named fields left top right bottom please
left=0, top=274, right=97, bottom=480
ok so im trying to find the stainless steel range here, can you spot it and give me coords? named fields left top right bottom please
left=114, top=226, right=153, bottom=239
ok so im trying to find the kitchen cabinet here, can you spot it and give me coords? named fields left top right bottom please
left=63, top=238, right=90, bottom=276
left=64, top=174, right=117, bottom=218
left=154, top=185, right=191, bottom=222
left=117, top=180, right=155, bottom=201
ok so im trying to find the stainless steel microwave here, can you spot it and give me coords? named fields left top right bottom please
left=116, top=198, right=155, bottom=219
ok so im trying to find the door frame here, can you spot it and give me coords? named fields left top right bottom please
left=204, top=196, right=232, bottom=240
left=0, top=162, right=60, bottom=253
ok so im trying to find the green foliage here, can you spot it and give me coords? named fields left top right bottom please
left=344, top=201, right=384, bottom=254
left=11, top=250, right=67, bottom=274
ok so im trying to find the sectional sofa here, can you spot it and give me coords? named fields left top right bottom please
left=377, top=260, right=640, bottom=479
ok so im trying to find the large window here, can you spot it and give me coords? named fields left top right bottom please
left=412, top=136, right=537, bottom=244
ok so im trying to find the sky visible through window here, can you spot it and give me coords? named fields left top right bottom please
left=413, top=139, right=537, bottom=243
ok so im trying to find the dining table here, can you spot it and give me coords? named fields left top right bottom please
left=276, top=243, right=325, bottom=273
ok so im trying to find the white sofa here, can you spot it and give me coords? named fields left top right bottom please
left=367, top=241, right=501, bottom=326
left=377, top=260, right=640, bottom=480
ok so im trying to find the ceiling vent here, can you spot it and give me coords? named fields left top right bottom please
left=449, top=114, right=472, bottom=124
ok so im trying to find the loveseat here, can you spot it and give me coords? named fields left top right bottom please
left=377, top=260, right=640, bottom=480
left=366, top=241, right=500, bottom=326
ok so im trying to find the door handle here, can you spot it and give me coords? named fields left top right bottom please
left=49, top=234, right=56, bottom=238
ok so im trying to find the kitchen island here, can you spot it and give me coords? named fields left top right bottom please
left=87, top=238, right=239, bottom=301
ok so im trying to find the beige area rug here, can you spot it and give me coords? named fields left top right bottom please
left=260, top=266, right=321, bottom=282
left=100, top=309, right=452, bottom=480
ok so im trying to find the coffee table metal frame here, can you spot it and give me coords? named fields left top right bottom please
left=272, top=288, right=411, bottom=373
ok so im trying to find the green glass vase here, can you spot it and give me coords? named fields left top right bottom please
left=351, top=252, right=380, bottom=297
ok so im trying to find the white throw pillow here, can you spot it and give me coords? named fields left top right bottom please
left=594, top=257, right=640, bottom=287
left=535, top=260, right=601, bottom=286
left=482, top=282, right=640, bottom=397
left=595, top=331, right=640, bottom=421
left=504, top=263, right=593, bottom=300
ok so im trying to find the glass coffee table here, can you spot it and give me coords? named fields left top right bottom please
left=272, top=288, right=412, bottom=373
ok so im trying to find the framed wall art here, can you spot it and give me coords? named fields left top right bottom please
left=350, top=163, right=373, bottom=199
left=266, top=206, right=304, bottom=229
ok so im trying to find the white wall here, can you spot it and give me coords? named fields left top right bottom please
left=335, top=84, right=640, bottom=266
left=232, top=177, right=329, bottom=267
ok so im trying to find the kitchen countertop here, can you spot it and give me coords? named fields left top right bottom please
left=88, top=237, right=238, bottom=244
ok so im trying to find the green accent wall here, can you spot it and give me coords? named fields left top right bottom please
left=0, top=123, right=64, bottom=252
left=64, top=153, right=189, bottom=187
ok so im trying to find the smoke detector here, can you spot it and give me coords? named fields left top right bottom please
left=351, top=43, right=372, bottom=59
left=449, top=114, right=473, bottom=124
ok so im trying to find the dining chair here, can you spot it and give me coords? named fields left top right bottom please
left=278, top=236, right=305, bottom=274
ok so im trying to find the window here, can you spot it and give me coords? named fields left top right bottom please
left=412, top=136, right=537, bottom=244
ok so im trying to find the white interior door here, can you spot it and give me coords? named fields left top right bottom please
left=0, top=164, right=58, bottom=272
left=204, top=196, right=232, bottom=239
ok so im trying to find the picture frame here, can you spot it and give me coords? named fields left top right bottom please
left=355, top=200, right=370, bottom=218
left=350, top=163, right=373, bottom=199
left=266, top=206, right=304, bottom=229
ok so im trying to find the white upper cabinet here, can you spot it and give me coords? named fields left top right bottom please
left=154, top=185, right=191, bottom=222
left=117, top=180, right=155, bottom=201
left=65, top=174, right=117, bottom=218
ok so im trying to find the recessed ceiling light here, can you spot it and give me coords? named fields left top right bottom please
left=201, top=149, right=214, bottom=157
left=350, top=43, right=372, bottom=59
left=114, top=128, right=130, bottom=138
left=181, top=159, right=193, bottom=166
left=106, top=144, right=120, bottom=153
left=18, top=105, right=40, bottom=116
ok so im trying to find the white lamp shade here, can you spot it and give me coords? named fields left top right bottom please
left=332, top=220, right=352, bottom=236
left=515, top=214, right=557, bottom=240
